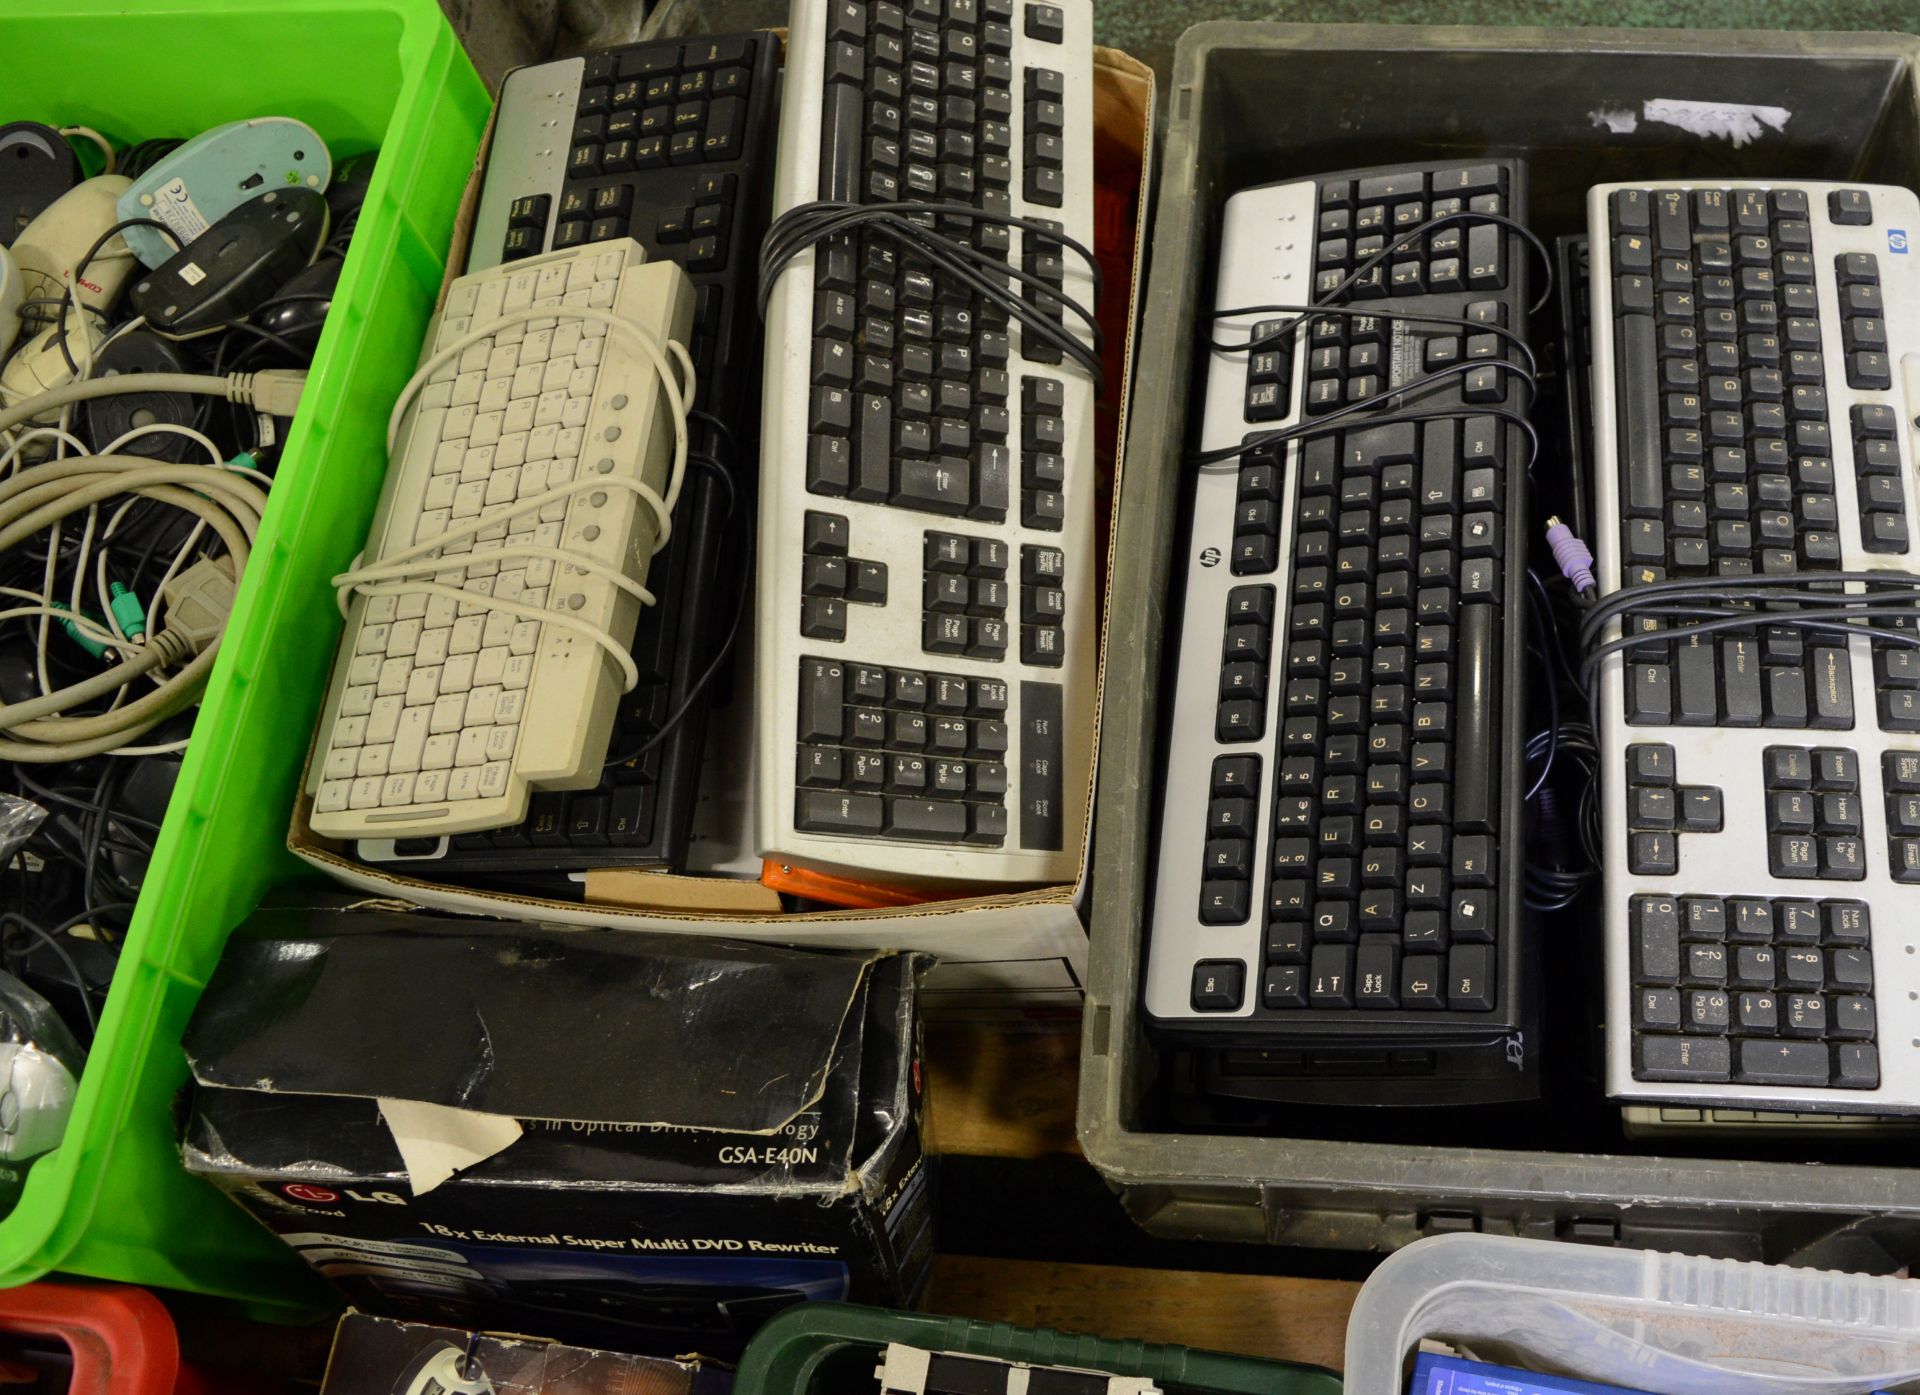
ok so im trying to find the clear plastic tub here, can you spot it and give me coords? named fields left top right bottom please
left=1343, top=1234, right=1920, bottom=1395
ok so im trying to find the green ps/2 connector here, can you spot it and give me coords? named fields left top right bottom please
left=108, top=582, right=147, bottom=641
left=50, top=601, right=111, bottom=660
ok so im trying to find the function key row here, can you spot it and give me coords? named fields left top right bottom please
left=1019, top=376, right=1068, bottom=529
left=1200, top=753, right=1262, bottom=923
left=1853, top=401, right=1909, bottom=556
left=1232, top=444, right=1282, bottom=573
left=1837, top=252, right=1891, bottom=389
left=1217, top=583, right=1275, bottom=741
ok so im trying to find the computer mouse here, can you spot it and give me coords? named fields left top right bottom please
left=104, top=742, right=187, bottom=891
left=84, top=330, right=201, bottom=460
left=118, top=117, right=331, bottom=267
left=11, top=174, right=135, bottom=316
left=0, top=307, right=104, bottom=426
left=327, top=150, right=376, bottom=237
left=253, top=255, right=343, bottom=351
left=392, top=1344, right=493, bottom=1395
left=0, top=243, right=20, bottom=360
left=130, top=186, right=329, bottom=337
left=0, top=121, right=80, bottom=247
left=0, top=1041, right=78, bottom=1162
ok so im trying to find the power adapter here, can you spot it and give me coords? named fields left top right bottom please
left=0, top=121, right=79, bottom=247
left=129, top=186, right=329, bottom=336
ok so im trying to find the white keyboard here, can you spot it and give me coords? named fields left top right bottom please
left=751, top=0, right=1100, bottom=884
left=1590, top=180, right=1920, bottom=1112
left=306, top=240, right=694, bottom=841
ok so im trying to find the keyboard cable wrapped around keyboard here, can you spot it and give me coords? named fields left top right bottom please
left=331, top=303, right=698, bottom=691
left=757, top=197, right=1106, bottom=396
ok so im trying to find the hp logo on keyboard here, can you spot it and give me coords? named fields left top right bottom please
left=1890, top=229, right=1910, bottom=254
left=1199, top=546, right=1222, bottom=568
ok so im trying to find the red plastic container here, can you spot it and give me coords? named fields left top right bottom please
left=0, top=1280, right=272, bottom=1393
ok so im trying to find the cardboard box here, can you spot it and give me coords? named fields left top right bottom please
left=181, top=900, right=932, bottom=1356
left=283, top=44, right=1157, bottom=1015
left=321, top=1312, right=729, bottom=1394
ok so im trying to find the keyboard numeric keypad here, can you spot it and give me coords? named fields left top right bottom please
left=795, top=654, right=1010, bottom=845
left=1629, top=891, right=1876, bottom=1089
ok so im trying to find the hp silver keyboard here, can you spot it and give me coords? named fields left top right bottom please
left=1591, top=179, right=1920, bottom=1112
left=753, top=0, right=1098, bottom=883
left=1142, top=161, right=1537, bottom=1105
left=307, top=239, right=694, bottom=842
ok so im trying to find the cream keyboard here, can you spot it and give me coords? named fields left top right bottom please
left=306, top=239, right=694, bottom=841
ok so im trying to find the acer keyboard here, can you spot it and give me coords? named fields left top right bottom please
left=1590, top=180, right=1920, bottom=1114
left=350, top=33, right=778, bottom=878
left=753, top=0, right=1100, bottom=883
left=1142, top=160, right=1539, bottom=1106
left=306, top=240, right=694, bottom=842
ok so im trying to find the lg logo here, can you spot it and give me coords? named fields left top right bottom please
left=281, top=1183, right=407, bottom=1205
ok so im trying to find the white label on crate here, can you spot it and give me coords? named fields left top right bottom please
left=1642, top=98, right=1791, bottom=148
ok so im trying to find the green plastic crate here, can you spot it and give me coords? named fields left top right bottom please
left=0, top=0, right=489, bottom=1307
left=735, top=1303, right=1342, bottom=1395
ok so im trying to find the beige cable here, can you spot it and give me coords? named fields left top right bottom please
left=0, top=453, right=267, bottom=760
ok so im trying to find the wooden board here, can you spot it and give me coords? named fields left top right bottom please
left=925, top=1026, right=1081, bottom=1158
left=924, top=1256, right=1362, bottom=1373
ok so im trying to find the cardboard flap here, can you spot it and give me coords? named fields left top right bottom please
left=184, top=916, right=882, bottom=1134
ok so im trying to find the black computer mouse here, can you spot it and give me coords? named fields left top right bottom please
left=252, top=256, right=342, bottom=351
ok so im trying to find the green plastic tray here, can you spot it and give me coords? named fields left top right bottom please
left=735, top=1303, right=1342, bottom=1395
left=0, top=0, right=488, bottom=1307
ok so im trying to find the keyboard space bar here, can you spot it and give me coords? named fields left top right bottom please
left=819, top=82, right=861, bottom=202
left=1617, top=312, right=1661, bottom=519
left=1454, top=601, right=1499, bottom=833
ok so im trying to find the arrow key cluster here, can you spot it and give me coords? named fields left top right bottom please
left=1624, top=741, right=1723, bottom=875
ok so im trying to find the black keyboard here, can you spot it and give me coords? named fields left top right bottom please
left=1142, top=160, right=1540, bottom=1105
left=358, top=33, right=779, bottom=881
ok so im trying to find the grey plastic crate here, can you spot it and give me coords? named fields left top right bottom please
left=1079, top=21, right=1920, bottom=1271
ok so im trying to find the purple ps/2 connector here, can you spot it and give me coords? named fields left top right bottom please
left=1545, top=516, right=1595, bottom=593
